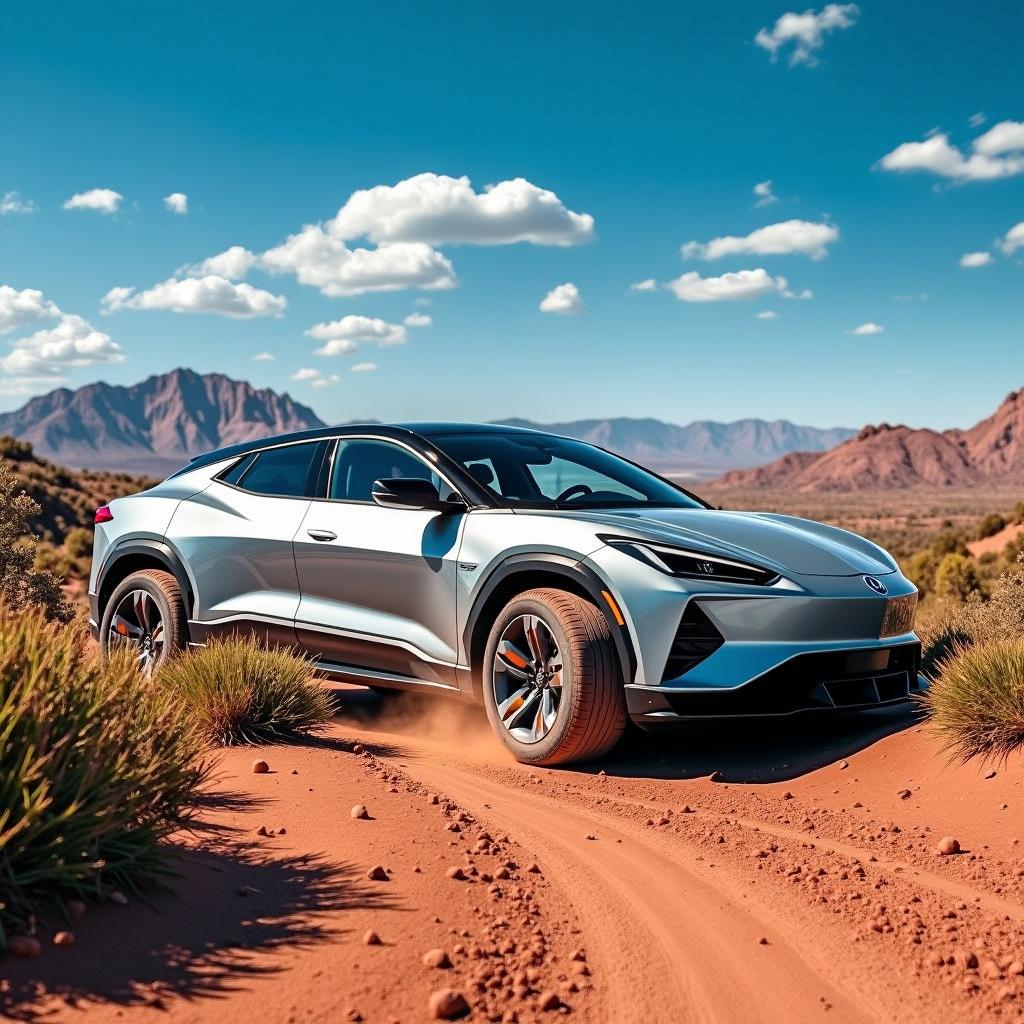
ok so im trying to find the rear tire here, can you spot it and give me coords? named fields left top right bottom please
left=100, top=569, right=187, bottom=674
left=482, top=588, right=626, bottom=766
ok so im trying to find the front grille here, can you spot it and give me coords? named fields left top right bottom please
left=659, top=641, right=922, bottom=717
left=661, top=602, right=724, bottom=682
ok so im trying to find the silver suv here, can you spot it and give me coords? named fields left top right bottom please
left=90, top=423, right=922, bottom=765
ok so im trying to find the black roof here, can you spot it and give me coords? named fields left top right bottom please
left=174, top=421, right=543, bottom=477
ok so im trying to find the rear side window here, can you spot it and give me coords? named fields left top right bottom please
left=224, top=442, right=323, bottom=498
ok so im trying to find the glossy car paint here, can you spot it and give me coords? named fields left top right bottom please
left=90, top=424, right=922, bottom=721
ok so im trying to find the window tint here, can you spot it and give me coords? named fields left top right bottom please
left=429, top=433, right=706, bottom=510
left=221, top=452, right=256, bottom=486
left=330, top=439, right=450, bottom=502
left=234, top=442, right=321, bottom=497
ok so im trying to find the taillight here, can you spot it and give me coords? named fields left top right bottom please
left=94, top=505, right=114, bottom=524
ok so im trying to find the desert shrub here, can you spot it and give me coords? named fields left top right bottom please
left=0, top=463, right=72, bottom=622
left=64, top=525, right=93, bottom=559
left=976, top=513, right=1006, bottom=540
left=934, top=553, right=981, bottom=602
left=159, top=637, right=334, bottom=745
left=0, top=604, right=207, bottom=947
left=922, top=638, right=1024, bottom=763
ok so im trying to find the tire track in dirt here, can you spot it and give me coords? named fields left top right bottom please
left=393, top=752, right=878, bottom=1024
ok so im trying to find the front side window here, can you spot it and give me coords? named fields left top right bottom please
left=429, top=433, right=707, bottom=510
left=226, top=442, right=322, bottom=497
left=329, top=438, right=454, bottom=503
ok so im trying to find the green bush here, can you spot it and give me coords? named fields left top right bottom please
left=922, top=637, right=1024, bottom=763
left=64, top=525, right=93, bottom=559
left=976, top=513, right=1006, bottom=540
left=934, top=553, right=981, bottom=601
left=0, top=463, right=71, bottom=622
left=159, top=638, right=334, bottom=745
left=0, top=605, right=208, bottom=947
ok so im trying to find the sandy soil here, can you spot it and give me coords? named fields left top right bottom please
left=967, top=522, right=1024, bottom=559
left=4, top=690, right=1023, bottom=1023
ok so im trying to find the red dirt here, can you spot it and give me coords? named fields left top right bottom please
left=5, top=690, right=1023, bottom=1023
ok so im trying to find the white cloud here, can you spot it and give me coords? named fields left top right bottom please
left=0, top=191, right=34, bottom=215
left=0, top=285, right=60, bottom=334
left=262, top=225, right=456, bottom=297
left=404, top=312, right=432, bottom=327
left=960, top=251, right=993, bottom=268
left=629, top=278, right=658, bottom=292
left=850, top=322, right=884, bottom=335
left=252, top=352, right=275, bottom=361
left=291, top=367, right=339, bottom=388
left=539, top=282, right=584, bottom=314
left=306, top=314, right=407, bottom=356
left=351, top=362, right=378, bottom=373
left=878, top=122, right=1024, bottom=183
left=756, top=310, right=779, bottom=319
left=102, top=276, right=286, bottom=318
left=753, top=180, right=778, bottom=207
left=184, top=245, right=260, bottom=280
left=969, top=112, right=987, bottom=128
left=329, top=173, right=594, bottom=247
left=667, top=269, right=791, bottom=303
left=755, top=4, right=859, bottom=66
left=63, top=188, right=123, bottom=214
left=163, top=192, right=188, bottom=214
left=684, top=219, right=838, bottom=261
left=1001, top=221, right=1024, bottom=256
left=2, top=314, right=123, bottom=377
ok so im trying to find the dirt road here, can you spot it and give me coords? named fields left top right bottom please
left=5, top=691, right=1023, bottom=1023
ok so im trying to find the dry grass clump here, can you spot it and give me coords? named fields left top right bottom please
left=0, top=604, right=207, bottom=947
left=919, top=555, right=1024, bottom=762
left=159, top=637, right=334, bottom=745
left=922, top=638, right=1024, bottom=763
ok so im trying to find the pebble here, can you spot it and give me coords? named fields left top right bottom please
left=758, top=936, right=769, bottom=945
left=252, top=759, right=270, bottom=774
left=428, top=988, right=470, bottom=1019
left=67, top=899, right=87, bottom=920
left=351, top=804, right=370, bottom=820
left=537, top=991, right=560, bottom=1011
left=446, top=866, right=468, bottom=881
left=897, top=790, right=912, bottom=800
left=936, top=837, right=961, bottom=856
left=7, top=935, right=42, bottom=958
left=353, top=744, right=365, bottom=754
left=423, top=947, right=453, bottom=968
left=53, top=931, right=75, bottom=947
left=363, top=929, right=382, bottom=946
left=367, top=865, right=389, bottom=881
left=109, top=890, right=129, bottom=905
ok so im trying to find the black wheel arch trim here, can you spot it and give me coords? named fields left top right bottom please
left=96, top=539, right=195, bottom=621
left=463, top=552, right=637, bottom=695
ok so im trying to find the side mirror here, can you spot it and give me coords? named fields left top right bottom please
left=371, top=477, right=465, bottom=513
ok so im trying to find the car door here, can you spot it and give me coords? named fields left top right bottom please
left=168, top=439, right=329, bottom=645
left=292, top=436, right=465, bottom=688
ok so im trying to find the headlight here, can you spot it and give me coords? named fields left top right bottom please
left=601, top=536, right=779, bottom=586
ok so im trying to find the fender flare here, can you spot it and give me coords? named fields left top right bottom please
left=96, top=539, right=195, bottom=618
left=463, top=552, right=637, bottom=689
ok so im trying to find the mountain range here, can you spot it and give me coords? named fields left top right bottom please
left=0, top=369, right=855, bottom=476
left=0, top=369, right=325, bottom=475
left=709, top=389, right=1024, bottom=491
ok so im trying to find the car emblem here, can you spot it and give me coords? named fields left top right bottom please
left=863, top=575, right=887, bottom=595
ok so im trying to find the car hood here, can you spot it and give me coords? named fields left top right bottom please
left=549, top=507, right=898, bottom=577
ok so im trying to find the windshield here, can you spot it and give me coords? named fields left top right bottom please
left=430, top=432, right=707, bottom=510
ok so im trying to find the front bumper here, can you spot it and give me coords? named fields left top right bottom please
left=625, top=640, right=924, bottom=721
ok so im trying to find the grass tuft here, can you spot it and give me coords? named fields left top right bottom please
left=159, top=637, right=334, bottom=745
left=921, top=637, right=1024, bottom=764
left=0, top=603, right=208, bottom=947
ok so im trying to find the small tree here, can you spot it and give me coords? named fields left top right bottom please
left=934, top=553, right=981, bottom=603
left=0, top=463, right=72, bottom=622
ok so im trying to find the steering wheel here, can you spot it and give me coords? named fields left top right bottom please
left=554, top=483, right=593, bottom=503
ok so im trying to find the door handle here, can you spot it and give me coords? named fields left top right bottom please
left=306, top=528, right=337, bottom=542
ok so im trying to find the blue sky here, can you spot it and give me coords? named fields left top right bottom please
left=1, top=1, right=1022, bottom=430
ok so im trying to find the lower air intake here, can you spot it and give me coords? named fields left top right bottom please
left=661, top=602, right=724, bottom=682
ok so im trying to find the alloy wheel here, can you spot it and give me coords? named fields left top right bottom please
left=108, top=589, right=165, bottom=675
left=491, top=614, right=563, bottom=744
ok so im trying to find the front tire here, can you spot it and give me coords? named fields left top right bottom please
left=100, top=569, right=187, bottom=675
left=482, top=588, right=626, bottom=766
